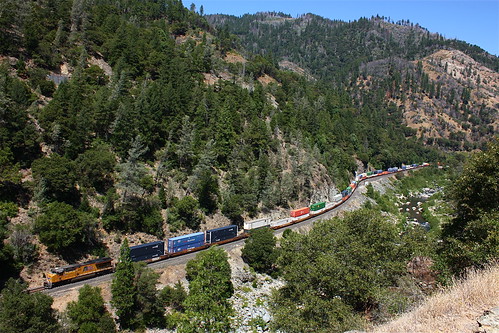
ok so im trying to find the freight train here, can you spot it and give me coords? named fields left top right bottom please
left=42, top=163, right=428, bottom=288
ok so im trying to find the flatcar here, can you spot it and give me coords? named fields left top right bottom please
left=44, top=257, right=113, bottom=288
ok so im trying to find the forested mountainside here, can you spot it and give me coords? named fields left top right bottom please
left=207, top=13, right=499, bottom=150
left=0, top=0, right=491, bottom=283
left=0, top=1, right=498, bottom=332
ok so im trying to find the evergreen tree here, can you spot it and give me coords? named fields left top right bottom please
left=241, top=227, right=277, bottom=274
left=167, top=196, right=202, bottom=231
left=111, top=238, right=136, bottom=330
left=67, top=285, right=116, bottom=333
left=0, top=279, right=61, bottom=333
left=34, top=201, right=95, bottom=255
left=160, top=281, right=187, bottom=312
left=177, top=115, right=196, bottom=171
left=31, top=154, right=78, bottom=204
left=135, top=263, right=165, bottom=329
left=112, top=239, right=164, bottom=330
left=116, top=135, right=149, bottom=201
left=440, top=138, right=499, bottom=275
left=0, top=205, right=19, bottom=285
left=180, top=246, right=234, bottom=332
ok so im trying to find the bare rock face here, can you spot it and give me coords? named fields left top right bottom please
left=476, top=307, right=499, bottom=333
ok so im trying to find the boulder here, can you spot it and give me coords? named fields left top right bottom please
left=476, top=307, right=499, bottom=333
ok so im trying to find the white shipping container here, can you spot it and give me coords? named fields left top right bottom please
left=244, top=217, right=271, bottom=230
left=333, top=194, right=342, bottom=202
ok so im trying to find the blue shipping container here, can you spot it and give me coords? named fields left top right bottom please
left=130, top=241, right=164, bottom=262
left=206, top=225, right=238, bottom=244
left=169, top=241, right=205, bottom=254
left=168, top=232, right=205, bottom=249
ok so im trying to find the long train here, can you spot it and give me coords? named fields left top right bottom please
left=43, top=163, right=429, bottom=288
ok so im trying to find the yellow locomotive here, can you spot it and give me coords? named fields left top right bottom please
left=44, top=257, right=113, bottom=288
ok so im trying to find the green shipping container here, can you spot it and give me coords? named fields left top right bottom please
left=310, top=202, right=326, bottom=211
left=367, top=171, right=374, bottom=176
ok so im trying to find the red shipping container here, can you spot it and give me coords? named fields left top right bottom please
left=290, top=207, right=310, bottom=217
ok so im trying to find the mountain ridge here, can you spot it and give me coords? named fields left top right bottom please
left=207, top=12, right=499, bottom=150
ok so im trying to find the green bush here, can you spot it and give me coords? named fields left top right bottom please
left=34, top=201, right=96, bottom=254
left=167, top=196, right=202, bottom=231
left=241, top=227, right=277, bottom=275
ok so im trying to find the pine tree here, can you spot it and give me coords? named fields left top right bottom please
left=116, top=135, right=149, bottom=200
left=0, top=279, right=61, bottom=333
left=177, top=115, right=196, bottom=171
left=111, top=238, right=137, bottom=330
left=67, top=285, right=116, bottom=333
left=135, top=264, right=165, bottom=328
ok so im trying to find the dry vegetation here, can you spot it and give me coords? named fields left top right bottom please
left=371, top=263, right=499, bottom=333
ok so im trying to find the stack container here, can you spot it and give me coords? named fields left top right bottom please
left=168, top=232, right=205, bottom=253
left=169, top=241, right=204, bottom=253
left=130, top=241, right=164, bottom=262
left=388, top=167, right=398, bottom=173
left=310, top=202, right=326, bottom=211
left=244, top=218, right=271, bottom=230
left=333, top=194, right=342, bottom=202
left=367, top=171, right=374, bottom=176
left=206, top=225, right=238, bottom=244
left=290, top=207, right=310, bottom=217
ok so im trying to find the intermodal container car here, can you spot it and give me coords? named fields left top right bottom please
left=168, top=232, right=204, bottom=252
left=333, top=194, right=342, bottom=202
left=130, top=241, right=164, bottom=262
left=270, top=218, right=292, bottom=228
left=367, top=171, right=374, bottom=176
left=310, top=202, right=326, bottom=211
left=290, top=207, right=310, bottom=217
left=206, top=225, right=238, bottom=244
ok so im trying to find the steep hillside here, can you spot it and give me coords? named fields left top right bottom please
left=2, top=0, right=441, bottom=286
left=208, top=13, right=499, bottom=150
left=357, top=49, right=499, bottom=150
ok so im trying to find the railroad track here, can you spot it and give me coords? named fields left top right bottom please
left=27, top=286, right=45, bottom=294
left=37, top=167, right=425, bottom=297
